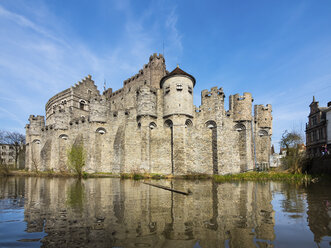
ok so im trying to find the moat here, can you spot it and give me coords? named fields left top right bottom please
left=0, top=177, right=330, bottom=247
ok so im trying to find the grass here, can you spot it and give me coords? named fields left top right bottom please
left=1, top=169, right=319, bottom=184
left=182, top=174, right=211, bottom=180
left=120, top=173, right=167, bottom=180
left=213, top=171, right=313, bottom=183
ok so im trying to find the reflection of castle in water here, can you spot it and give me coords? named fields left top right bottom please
left=18, top=178, right=276, bottom=247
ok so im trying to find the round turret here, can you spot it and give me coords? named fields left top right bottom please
left=160, top=67, right=195, bottom=118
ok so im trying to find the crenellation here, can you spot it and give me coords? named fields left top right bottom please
left=230, top=92, right=253, bottom=122
left=26, top=53, right=272, bottom=174
left=254, top=104, right=272, bottom=129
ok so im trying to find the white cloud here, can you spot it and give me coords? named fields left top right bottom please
left=0, top=2, right=183, bottom=132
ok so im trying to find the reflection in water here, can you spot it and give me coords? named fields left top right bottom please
left=306, top=182, right=331, bottom=245
left=0, top=177, right=330, bottom=247
left=66, top=179, right=85, bottom=212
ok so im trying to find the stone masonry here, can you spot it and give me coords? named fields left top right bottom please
left=25, top=53, right=272, bottom=175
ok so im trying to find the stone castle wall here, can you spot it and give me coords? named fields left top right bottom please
left=25, top=53, right=272, bottom=175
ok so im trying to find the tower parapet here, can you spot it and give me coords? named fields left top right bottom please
left=254, top=104, right=272, bottom=129
left=201, top=87, right=225, bottom=112
left=137, top=85, right=157, bottom=118
left=229, top=93, right=253, bottom=121
left=26, top=115, right=45, bottom=136
left=122, top=53, right=166, bottom=90
left=149, top=53, right=166, bottom=89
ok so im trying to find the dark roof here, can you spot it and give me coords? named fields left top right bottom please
left=160, top=67, right=196, bottom=88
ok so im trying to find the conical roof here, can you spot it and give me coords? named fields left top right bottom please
left=160, top=66, right=196, bottom=88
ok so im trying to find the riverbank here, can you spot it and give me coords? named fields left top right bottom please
left=0, top=169, right=321, bottom=183
left=213, top=171, right=314, bottom=183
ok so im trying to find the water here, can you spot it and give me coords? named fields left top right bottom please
left=0, top=177, right=330, bottom=248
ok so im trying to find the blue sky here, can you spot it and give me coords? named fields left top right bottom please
left=0, top=0, right=330, bottom=151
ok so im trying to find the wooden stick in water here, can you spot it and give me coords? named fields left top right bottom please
left=143, top=182, right=192, bottom=195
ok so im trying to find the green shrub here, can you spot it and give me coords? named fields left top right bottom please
left=133, top=173, right=144, bottom=180
left=67, top=143, right=86, bottom=178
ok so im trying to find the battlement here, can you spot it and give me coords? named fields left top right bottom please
left=149, top=53, right=165, bottom=62
left=229, top=92, right=253, bottom=122
left=29, top=115, right=45, bottom=122
left=254, top=104, right=272, bottom=128
left=27, top=115, right=45, bottom=136
left=121, top=53, right=166, bottom=89
left=201, top=87, right=225, bottom=112
left=202, top=87, right=225, bottom=99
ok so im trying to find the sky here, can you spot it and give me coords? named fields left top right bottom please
left=0, top=0, right=330, bottom=151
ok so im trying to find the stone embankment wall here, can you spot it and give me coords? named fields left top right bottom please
left=307, top=155, right=331, bottom=174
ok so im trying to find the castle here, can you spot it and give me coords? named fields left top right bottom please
left=25, top=53, right=272, bottom=175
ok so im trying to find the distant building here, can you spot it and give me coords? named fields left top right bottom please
left=0, top=144, right=15, bottom=165
left=305, top=97, right=331, bottom=156
left=327, top=105, right=331, bottom=148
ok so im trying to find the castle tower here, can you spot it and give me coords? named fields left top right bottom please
left=201, top=87, right=225, bottom=114
left=89, top=96, right=108, bottom=123
left=25, top=115, right=45, bottom=171
left=229, top=92, right=253, bottom=121
left=26, top=115, right=45, bottom=138
left=136, top=85, right=157, bottom=172
left=148, top=53, right=167, bottom=89
left=161, top=66, right=195, bottom=118
left=229, top=93, right=254, bottom=172
left=160, top=67, right=196, bottom=175
left=53, top=110, right=69, bottom=130
left=254, top=104, right=272, bottom=130
left=254, top=104, right=272, bottom=169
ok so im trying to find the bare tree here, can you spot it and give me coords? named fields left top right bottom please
left=0, top=130, right=5, bottom=143
left=0, top=130, right=5, bottom=166
left=4, top=131, right=25, bottom=168
left=280, top=130, right=304, bottom=172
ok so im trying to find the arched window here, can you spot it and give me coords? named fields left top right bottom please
left=96, top=127, right=106, bottom=135
left=79, top=100, right=86, bottom=110
left=164, top=119, right=173, bottom=128
left=32, top=139, right=41, bottom=144
left=258, top=130, right=268, bottom=136
left=234, top=123, right=246, bottom=131
left=59, top=134, right=69, bottom=140
left=185, top=119, right=193, bottom=128
left=205, top=120, right=217, bottom=129
left=149, top=122, right=157, bottom=129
